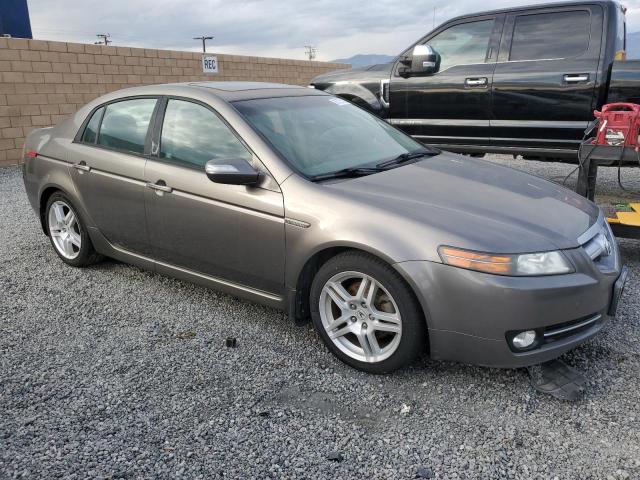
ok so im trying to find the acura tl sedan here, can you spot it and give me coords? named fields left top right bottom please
left=22, top=82, right=627, bottom=373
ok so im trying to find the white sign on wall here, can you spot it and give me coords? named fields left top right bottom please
left=202, top=55, right=219, bottom=74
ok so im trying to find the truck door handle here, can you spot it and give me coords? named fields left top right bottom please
left=145, top=181, right=173, bottom=194
left=564, top=74, right=589, bottom=83
left=72, top=162, right=91, bottom=173
left=465, top=77, right=488, bottom=87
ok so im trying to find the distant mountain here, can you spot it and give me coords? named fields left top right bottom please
left=628, top=32, right=640, bottom=59
left=330, top=54, right=396, bottom=67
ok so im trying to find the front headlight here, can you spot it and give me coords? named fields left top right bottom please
left=438, top=246, right=574, bottom=276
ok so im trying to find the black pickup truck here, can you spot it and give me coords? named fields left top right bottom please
left=310, top=0, right=640, bottom=161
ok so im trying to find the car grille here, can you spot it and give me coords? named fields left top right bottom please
left=578, top=215, right=617, bottom=271
left=542, top=313, right=602, bottom=343
left=583, top=231, right=612, bottom=261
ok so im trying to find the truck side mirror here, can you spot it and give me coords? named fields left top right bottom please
left=400, top=45, right=440, bottom=77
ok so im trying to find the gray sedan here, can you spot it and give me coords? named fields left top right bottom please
left=22, top=82, right=626, bottom=373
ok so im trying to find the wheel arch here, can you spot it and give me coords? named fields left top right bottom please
left=39, top=186, right=62, bottom=235
left=289, top=244, right=431, bottom=335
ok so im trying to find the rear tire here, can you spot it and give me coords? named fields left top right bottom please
left=310, top=251, right=426, bottom=373
left=45, top=192, right=101, bottom=267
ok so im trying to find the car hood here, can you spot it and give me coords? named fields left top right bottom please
left=325, top=153, right=599, bottom=253
left=310, top=63, right=393, bottom=85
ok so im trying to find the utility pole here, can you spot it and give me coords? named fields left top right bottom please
left=193, top=35, right=214, bottom=53
left=95, top=33, right=111, bottom=46
left=304, top=45, right=317, bottom=61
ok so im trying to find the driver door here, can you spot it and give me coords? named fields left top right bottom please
left=388, top=15, right=504, bottom=148
left=143, top=97, right=285, bottom=294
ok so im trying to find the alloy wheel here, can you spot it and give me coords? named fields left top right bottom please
left=48, top=200, right=82, bottom=259
left=319, top=271, right=402, bottom=363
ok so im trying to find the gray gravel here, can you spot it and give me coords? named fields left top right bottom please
left=1, top=160, right=639, bottom=479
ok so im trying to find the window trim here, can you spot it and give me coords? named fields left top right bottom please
left=73, top=95, right=161, bottom=159
left=79, top=105, right=105, bottom=145
left=151, top=95, right=257, bottom=173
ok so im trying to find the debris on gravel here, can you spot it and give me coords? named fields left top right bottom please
left=1, top=162, right=639, bottom=479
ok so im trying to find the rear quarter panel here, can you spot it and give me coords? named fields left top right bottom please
left=22, top=120, right=87, bottom=233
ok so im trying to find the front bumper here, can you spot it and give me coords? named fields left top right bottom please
left=395, top=249, right=625, bottom=368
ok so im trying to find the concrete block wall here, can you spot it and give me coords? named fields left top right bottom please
left=0, top=37, right=348, bottom=167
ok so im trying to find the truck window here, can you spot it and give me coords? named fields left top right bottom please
left=509, top=11, right=591, bottom=61
left=425, top=20, right=494, bottom=72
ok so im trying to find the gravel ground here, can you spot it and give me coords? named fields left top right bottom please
left=1, top=160, right=639, bottom=480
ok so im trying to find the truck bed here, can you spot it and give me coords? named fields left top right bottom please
left=608, top=60, right=640, bottom=105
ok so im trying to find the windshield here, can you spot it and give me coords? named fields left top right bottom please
left=233, top=95, right=430, bottom=177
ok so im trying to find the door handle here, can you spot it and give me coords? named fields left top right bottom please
left=465, top=77, right=488, bottom=87
left=564, top=74, right=589, bottom=83
left=145, top=182, right=173, bottom=193
left=72, top=162, right=91, bottom=172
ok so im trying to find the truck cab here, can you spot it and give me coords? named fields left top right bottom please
left=311, top=0, right=637, bottom=162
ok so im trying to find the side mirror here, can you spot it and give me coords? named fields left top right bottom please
left=400, top=45, right=440, bottom=77
left=205, top=158, right=263, bottom=186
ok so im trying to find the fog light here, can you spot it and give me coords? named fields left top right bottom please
left=512, top=330, right=537, bottom=349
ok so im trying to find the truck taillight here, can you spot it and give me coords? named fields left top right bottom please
left=26, top=150, right=38, bottom=158
left=614, top=50, right=626, bottom=61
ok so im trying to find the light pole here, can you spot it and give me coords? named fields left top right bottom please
left=193, top=35, right=214, bottom=53
left=304, top=45, right=317, bottom=61
left=95, top=33, right=111, bottom=46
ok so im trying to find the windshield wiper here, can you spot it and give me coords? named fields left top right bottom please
left=309, top=167, right=384, bottom=182
left=376, top=149, right=437, bottom=169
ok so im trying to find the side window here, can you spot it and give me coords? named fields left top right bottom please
left=97, top=98, right=157, bottom=155
left=509, top=11, right=591, bottom=61
left=81, top=107, right=104, bottom=144
left=160, top=99, right=251, bottom=169
left=426, top=20, right=494, bottom=71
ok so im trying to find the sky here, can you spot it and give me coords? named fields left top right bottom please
left=28, top=0, right=640, bottom=61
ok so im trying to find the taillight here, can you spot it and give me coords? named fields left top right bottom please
left=614, top=50, right=626, bottom=61
left=26, top=150, right=38, bottom=158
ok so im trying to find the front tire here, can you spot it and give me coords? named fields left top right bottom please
left=310, top=251, right=426, bottom=373
left=45, top=192, right=100, bottom=267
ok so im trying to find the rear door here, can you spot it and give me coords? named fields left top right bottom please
left=388, top=15, right=504, bottom=147
left=143, top=97, right=285, bottom=294
left=491, top=5, right=603, bottom=153
left=68, top=97, right=158, bottom=254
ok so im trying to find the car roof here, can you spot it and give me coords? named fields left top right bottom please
left=137, top=81, right=328, bottom=102
left=89, top=81, right=328, bottom=107
left=445, top=0, right=618, bottom=22
left=185, top=81, right=328, bottom=102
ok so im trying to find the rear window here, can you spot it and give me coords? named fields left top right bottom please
left=97, top=98, right=157, bottom=155
left=509, top=11, right=591, bottom=61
